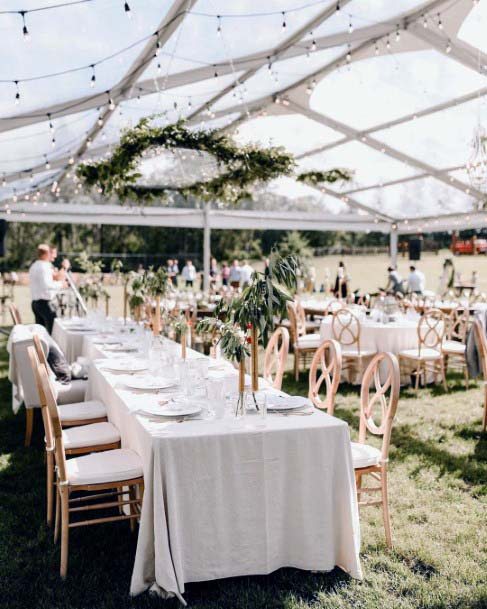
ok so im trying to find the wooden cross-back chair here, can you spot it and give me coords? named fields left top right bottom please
left=36, top=361, right=144, bottom=579
left=263, top=327, right=289, bottom=390
left=287, top=302, right=321, bottom=380
left=331, top=308, right=376, bottom=380
left=295, top=298, right=321, bottom=332
left=351, top=352, right=400, bottom=548
left=308, top=339, right=342, bottom=415
left=473, top=320, right=487, bottom=432
left=442, top=305, right=470, bottom=388
left=27, top=346, right=121, bottom=528
left=398, top=308, right=447, bottom=391
left=9, top=303, right=21, bottom=325
left=32, top=334, right=108, bottom=427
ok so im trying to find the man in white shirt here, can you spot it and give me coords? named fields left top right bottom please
left=181, top=260, right=196, bottom=287
left=407, top=265, right=425, bottom=295
left=229, top=259, right=241, bottom=289
left=239, top=259, right=254, bottom=288
left=29, top=243, right=65, bottom=333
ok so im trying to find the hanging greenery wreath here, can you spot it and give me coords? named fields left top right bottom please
left=77, top=118, right=351, bottom=204
left=297, top=169, right=352, bottom=186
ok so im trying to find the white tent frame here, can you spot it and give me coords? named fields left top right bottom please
left=1, top=0, right=487, bottom=287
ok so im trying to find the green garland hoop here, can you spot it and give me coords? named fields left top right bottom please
left=77, top=117, right=351, bottom=204
left=77, top=118, right=296, bottom=204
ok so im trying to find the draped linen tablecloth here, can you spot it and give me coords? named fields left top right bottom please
left=52, top=318, right=89, bottom=363
left=320, top=317, right=419, bottom=384
left=81, top=332, right=362, bottom=602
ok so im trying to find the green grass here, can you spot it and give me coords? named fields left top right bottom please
left=1, top=333, right=486, bottom=609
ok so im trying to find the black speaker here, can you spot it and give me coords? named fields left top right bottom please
left=409, top=236, right=422, bottom=261
left=0, top=220, right=7, bottom=257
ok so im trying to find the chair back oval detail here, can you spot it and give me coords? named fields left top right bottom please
left=332, top=308, right=361, bottom=351
left=308, top=339, right=342, bottom=415
left=359, top=352, right=400, bottom=462
left=417, top=308, right=445, bottom=352
left=263, top=327, right=290, bottom=390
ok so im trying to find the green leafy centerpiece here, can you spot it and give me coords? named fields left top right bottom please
left=143, top=266, right=170, bottom=335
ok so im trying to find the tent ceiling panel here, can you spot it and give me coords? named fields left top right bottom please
left=234, top=113, right=343, bottom=156
left=211, top=46, right=347, bottom=112
left=374, top=97, right=487, bottom=170
left=296, top=141, right=421, bottom=192
left=0, top=1, right=173, bottom=117
left=353, top=176, right=477, bottom=219
left=0, top=109, right=98, bottom=174
left=0, top=169, right=62, bottom=203
left=457, top=1, right=487, bottom=54
left=141, top=0, right=333, bottom=75
left=309, top=48, right=486, bottom=131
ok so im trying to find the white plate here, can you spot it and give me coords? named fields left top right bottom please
left=102, top=360, right=148, bottom=373
left=92, top=338, right=122, bottom=345
left=69, top=328, right=98, bottom=334
left=139, top=403, right=201, bottom=417
left=104, top=344, right=138, bottom=353
left=266, top=395, right=310, bottom=411
left=125, top=377, right=176, bottom=391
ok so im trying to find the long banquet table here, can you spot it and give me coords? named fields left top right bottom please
left=54, top=318, right=362, bottom=602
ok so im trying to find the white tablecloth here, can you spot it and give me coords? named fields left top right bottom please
left=80, top=331, right=362, bottom=601
left=52, top=318, right=91, bottom=363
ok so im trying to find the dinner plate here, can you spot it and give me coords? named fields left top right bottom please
left=266, top=395, right=311, bottom=411
left=92, top=338, right=122, bottom=345
left=102, top=360, right=148, bottom=373
left=125, top=377, right=176, bottom=391
left=104, top=344, right=138, bottom=353
left=139, top=403, right=201, bottom=417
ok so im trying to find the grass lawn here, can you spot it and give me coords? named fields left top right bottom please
left=0, top=332, right=486, bottom=609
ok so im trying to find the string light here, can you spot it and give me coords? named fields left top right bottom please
left=348, top=19, right=353, bottom=34
left=51, top=136, right=56, bottom=148
left=336, top=2, right=340, bottom=11
left=155, top=39, right=161, bottom=56
left=281, top=11, right=286, bottom=31
left=374, top=40, right=379, bottom=55
left=422, top=13, right=428, bottom=28
left=44, top=155, right=50, bottom=170
left=446, top=39, right=452, bottom=54
left=395, top=26, right=400, bottom=42
left=97, top=115, right=103, bottom=127
left=310, top=32, right=316, bottom=51
left=124, top=2, right=131, bottom=17
left=14, top=81, right=20, bottom=105
left=437, top=13, right=443, bottom=29
left=386, top=36, right=391, bottom=50
left=346, top=45, right=352, bottom=62
left=1, top=177, right=6, bottom=187
left=90, top=65, right=96, bottom=88
left=216, top=15, right=222, bottom=36
left=107, top=93, right=115, bottom=110
left=214, top=67, right=218, bottom=78
left=47, top=113, right=54, bottom=133
left=20, top=11, right=29, bottom=40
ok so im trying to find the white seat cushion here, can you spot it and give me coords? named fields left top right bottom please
left=66, top=448, right=143, bottom=485
left=296, top=333, right=321, bottom=348
left=442, top=340, right=466, bottom=355
left=351, top=442, right=382, bottom=469
left=399, top=347, right=441, bottom=360
left=58, top=400, right=107, bottom=423
left=62, top=422, right=120, bottom=450
left=342, top=349, right=376, bottom=358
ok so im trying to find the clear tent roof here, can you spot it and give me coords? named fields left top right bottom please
left=1, top=0, right=487, bottom=231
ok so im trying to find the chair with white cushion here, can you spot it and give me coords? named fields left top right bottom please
left=308, top=339, right=342, bottom=415
left=332, top=308, right=376, bottom=381
left=442, top=305, right=469, bottom=388
left=473, top=320, right=487, bottom=432
left=32, top=334, right=108, bottom=427
left=398, top=308, right=447, bottom=391
left=352, top=351, right=400, bottom=548
left=287, top=302, right=322, bottom=380
left=263, top=327, right=289, bottom=390
left=28, top=346, right=121, bottom=527
left=37, top=361, right=144, bottom=579
left=295, top=299, right=321, bottom=333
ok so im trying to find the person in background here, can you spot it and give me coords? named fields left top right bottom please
left=438, top=258, right=455, bottom=295
left=29, top=243, right=66, bottom=333
left=407, top=265, right=425, bottom=295
left=385, top=266, right=404, bottom=295
left=229, top=259, right=241, bottom=289
left=221, top=262, right=230, bottom=287
left=209, top=257, right=219, bottom=289
left=240, top=259, right=254, bottom=288
left=166, top=259, right=175, bottom=285
left=181, top=260, right=196, bottom=288
left=334, top=261, right=348, bottom=299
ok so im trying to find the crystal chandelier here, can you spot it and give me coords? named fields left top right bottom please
left=466, top=124, right=487, bottom=193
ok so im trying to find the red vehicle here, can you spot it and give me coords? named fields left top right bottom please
left=451, top=234, right=487, bottom=255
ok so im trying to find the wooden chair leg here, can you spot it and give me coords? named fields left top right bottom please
left=463, top=363, right=469, bottom=390
left=483, top=387, right=487, bottom=432
left=60, top=488, right=70, bottom=579
left=381, top=467, right=393, bottom=549
left=54, top=488, right=60, bottom=543
left=414, top=365, right=420, bottom=391
left=440, top=358, right=448, bottom=392
left=46, top=452, right=54, bottom=527
left=24, top=408, right=34, bottom=447
left=294, top=350, right=299, bottom=381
